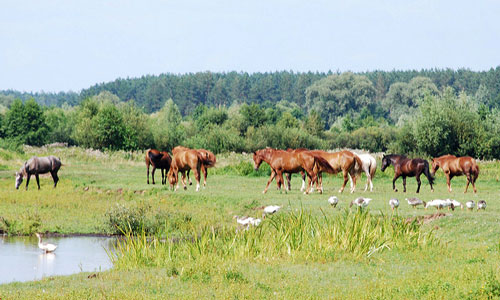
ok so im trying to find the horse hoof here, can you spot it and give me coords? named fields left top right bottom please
left=262, top=191, right=266, bottom=194
left=394, top=189, right=398, bottom=192
left=184, top=186, right=187, bottom=190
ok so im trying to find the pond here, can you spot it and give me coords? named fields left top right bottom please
left=0, top=235, right=116, bottom=284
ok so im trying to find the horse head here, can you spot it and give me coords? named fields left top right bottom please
left=15, top=171, right=23, bottom=189
left=253, top=151, right=263, bottom=171
left=381, top=155, right=390, bottom=172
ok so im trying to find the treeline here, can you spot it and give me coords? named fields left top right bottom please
left=1, top=71, right=500, bottom=159
left=2, top=68, right=500, bottom=117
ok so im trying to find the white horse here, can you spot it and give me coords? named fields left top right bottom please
left=349, top=153, right=376, bottom=192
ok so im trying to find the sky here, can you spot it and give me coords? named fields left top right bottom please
left=1, top=0, right=499, bottom=92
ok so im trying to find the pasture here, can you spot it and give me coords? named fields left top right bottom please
left=1, top=146, right=500, bottom=299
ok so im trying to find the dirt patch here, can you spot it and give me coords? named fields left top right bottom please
left=406, top=212, right=451, bottom=225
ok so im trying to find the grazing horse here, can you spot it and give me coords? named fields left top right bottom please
left=431, top=154, right=479, bottom=193
left=168, top=149, right=203, bottom=191
left=253, top=148, right=333, bottom=194
left=350, top=153, right=377, bottom=192
left=381, top=154, right=434, bottom=193
left=145, top=149, right=172, bottom=185
left=15, top=156, right=62, bottom=190
left=307, top=150, right=362, bottom=193
left=172, top=146, right=216, bottom=188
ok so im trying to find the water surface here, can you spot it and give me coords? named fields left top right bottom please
left=0, top=235, right=115, bottom=284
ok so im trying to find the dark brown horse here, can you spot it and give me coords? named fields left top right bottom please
left=145, top=149, right=172, bottom=185
left=168, top=149, right=203, bottom=191
left=253, top=148, right=333, bottom=194
left=431, top=154, right=479, bottom=193
left=173, top=146, right=216, bottom=188
left=381, top=154, right=434, bottom=193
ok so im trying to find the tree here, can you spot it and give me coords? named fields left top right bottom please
left=305, top=72, right=376, bottom=128
left=240, top=103, right=267, bottom=128
left=3, top=99, right=48, bottom=146
left=151, top=99, right=184, bottom=150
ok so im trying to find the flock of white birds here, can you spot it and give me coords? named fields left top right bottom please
left=235, top=196, right=487, bottom=229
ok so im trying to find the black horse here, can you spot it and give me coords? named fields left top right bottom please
left=381, top=154, right=434, bottom=193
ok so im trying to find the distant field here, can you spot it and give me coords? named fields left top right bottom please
left=1, top=146, right=500, bottom=299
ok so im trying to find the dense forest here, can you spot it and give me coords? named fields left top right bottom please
left=1, top=68, right=500, bottom=158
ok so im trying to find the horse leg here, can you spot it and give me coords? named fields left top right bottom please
left=464, top=174, right=471, bottom=194
left=35, top=174, right=40, bottom=190
left=339, top=170, right=349, bottom=193
left=286, top=173, right=292, bottom=191
left=202, top=165, right=207, bottom=187
left=414, top=175, right=420, bottom=193
left=263, top=170, right=276, bottom=194
left=300, top=171, right=306, bottom=192
left=318, top=172, right=323, bottom=194
left=50, top=171, right=59, bottom=188
left=305, top=171, right=316, bottom=195
left=151, top=167, right=156, bottom=185
left=25, top=174, right=31, bottom=190
left=194, top=167, right=201, bottom=192
left=187, top=170, right=196, bottom=185
left=350, top=172, right=357, bottom=194
left=392, top=175, right=400, bottom=192
left=147, top=163, right=150, bottom=184
left=160, top=169, right=165, bottom=185
left=181, top=171, right=188, bottom=190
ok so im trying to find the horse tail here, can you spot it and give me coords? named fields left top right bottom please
left=311, top=154, right=334, bottom=174
left=423, top=160, right=435, bottom=185
left=472, top=162, right=479, bottom=181
left=352, top=154, right=363, bottom=178
left=369, top=157, right=376, bottom=179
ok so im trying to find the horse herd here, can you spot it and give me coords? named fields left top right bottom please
left=14, top=148, right=479, bottom=195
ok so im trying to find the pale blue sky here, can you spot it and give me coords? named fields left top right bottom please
left=1, top=0, right=499, bottom=92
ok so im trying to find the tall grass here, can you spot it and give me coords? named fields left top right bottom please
left=110, top=208, right=438, bottom=272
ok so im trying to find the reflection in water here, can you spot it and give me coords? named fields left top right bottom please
left=0, top=236, right=115, bottom=284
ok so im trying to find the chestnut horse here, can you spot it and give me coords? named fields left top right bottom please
left=307, top=150, right=362, bottom=193
left=168, top=149, right=203, bottom=191
left=431, top=154, right=479, bottom=193
left=172, top=146, right=216, bottom=188
left=145, top=149, right=172, bottom=185
left=381, top=154, right=434, bottom=193
left=253, top=148, right=334, bottom=194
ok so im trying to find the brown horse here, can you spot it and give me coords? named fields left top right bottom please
left=168, top=149, right=203, bottom=191
left=381, top=154, right=434, bottom=193
left=253, top=148, right=333, bottom=194
left=307, top=150, right=362, bottom=193
left=172, top=146, right=216, bottom=188
left=145, top=149, right=172, bottom=185
left=431, top=154, right=479, bottom=193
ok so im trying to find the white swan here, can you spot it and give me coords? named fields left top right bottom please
left=234, top=216, right=261, bottom=227
left=35, top=233, right=58, bottom=253
left=446, top=199, right=462, bottom=210
left=389, top=198, right=399, bottom=211
left=263, top=205, right=282, bottom=217
left=328, top=196, right=339, bottom=208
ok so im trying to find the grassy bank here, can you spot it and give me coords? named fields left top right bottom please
left=1, top=146, right=500, bottom=298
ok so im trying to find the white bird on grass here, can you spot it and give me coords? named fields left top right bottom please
left=35, top=233, right=58, bottom=253
left=389, top=198, right=399, bottom=211
left=477, top=200, right=487, bottom=210
left=262, top=205, right=282, bottom=218
left=350, top=197, right=372, bottom=209
left=425, top=199, right=450, bottom=210
left=446, top=199, right=463, bottom=210
left=234, top=216, right=261, bottom=228
left=328, top=196, right=339, bottom=208
left=465, top=200, right=476, bottom=211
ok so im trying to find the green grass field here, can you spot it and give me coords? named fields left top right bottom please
left=1, top=146, right=500, bottom=299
